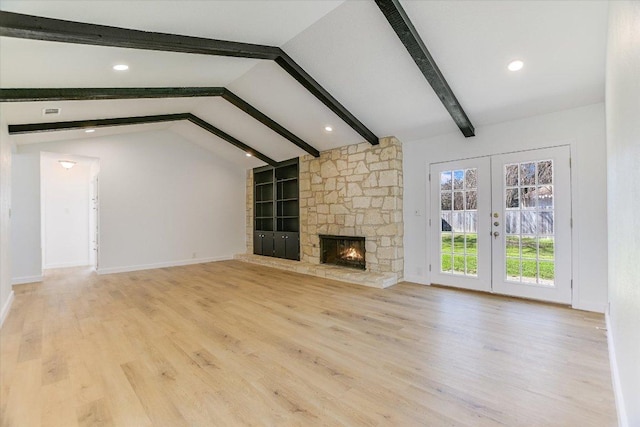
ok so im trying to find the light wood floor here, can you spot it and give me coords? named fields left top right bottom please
left=1, top=261, right=616, bottom=426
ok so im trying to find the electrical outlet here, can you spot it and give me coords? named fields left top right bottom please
left=192, top=252, right=197, bottom=259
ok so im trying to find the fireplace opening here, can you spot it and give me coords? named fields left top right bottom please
left=319, top=235, right=366, bottom=270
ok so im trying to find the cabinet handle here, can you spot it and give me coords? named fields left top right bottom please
left=285, top=236, right=288, bottom=239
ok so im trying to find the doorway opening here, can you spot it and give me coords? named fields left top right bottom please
left=40, top=152, right=100, bottom=272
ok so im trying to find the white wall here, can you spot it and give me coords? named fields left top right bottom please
left=15, top=129, right=247, bottom=275
left=10, top=153, right=42, bottom=283
left=605, top=2, right=640, bottom=425
left=41, top=155, right=92, bottom=269
left=403, top=103, right=608, bottom=313
left=0, top=116, right=13, bottom=325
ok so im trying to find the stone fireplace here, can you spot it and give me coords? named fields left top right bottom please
left=240, top=136, right=403, bottom=288
left=320, top=235, right=366, bottom=270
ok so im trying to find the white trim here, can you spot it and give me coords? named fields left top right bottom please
left=97, top=256, right=232, bottom=275
left=403, top=274, right=430, bottom=285
left=11, top=275, right=43, bottom=285
left=1, top=291, right=15, bottom=329
left=44, top=261, right=90, bottom=269
left=606, top=311, right=629, bottom=427
left=572, top=300, right=606, bottom=313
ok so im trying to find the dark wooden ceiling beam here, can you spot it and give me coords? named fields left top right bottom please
left=0, top=87, right=225, bottom=102
left=0, top=11, right=380, bottom=145
left=7, top=113, right=278, bottom=166
left=275, top=54, right=379, bottom=145
left=7, top=113, right=189, bottom=134
left=184, top=114, right=273, bottom=164
left=374, top=0, right=475, bottom=137
left=0, top=87, right=320, bottom=157
left=221, top=89, right=320, bottom=157
left=0, top=11, right=280, bottom=59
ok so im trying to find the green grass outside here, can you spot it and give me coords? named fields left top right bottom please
left=441, top=233, right=554, bottom=280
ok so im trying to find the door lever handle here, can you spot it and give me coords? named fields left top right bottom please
left=493, top=231, right=500, bottom=238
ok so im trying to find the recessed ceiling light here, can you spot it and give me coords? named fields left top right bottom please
left=508, top=60, right=524, bottom=72
left=246, top=153, right=252, bottom=157
left=113, top=64, right=129, bottom=71
left=85, top=129, right=95, bottom=133
left=324, top=126, right=333, bottom=132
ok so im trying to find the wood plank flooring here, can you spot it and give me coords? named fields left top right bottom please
left=1, top=261, right=616, bottom=426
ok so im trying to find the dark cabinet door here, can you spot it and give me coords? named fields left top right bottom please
left=274, top=232, right=299, bottom=260
left=273, top=233, right=286, bottom=259
left=285, top=233, right=299, bottom=260
left=254, top=231, right=274, bottom=256
left=253, top=231, right=263, bottom=255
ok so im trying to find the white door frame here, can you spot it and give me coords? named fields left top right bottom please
left=89, top=174, right=100, bottom=271
left=40, top=152, right=100, bottom=271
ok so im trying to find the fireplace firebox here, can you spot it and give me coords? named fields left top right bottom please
left=319, top=235, right=366, bottom=270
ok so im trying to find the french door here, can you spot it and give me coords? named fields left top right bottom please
left=430, top=146, right=572, bottom=304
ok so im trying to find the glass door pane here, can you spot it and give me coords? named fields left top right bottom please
left=491, top=146, right=572, bottom=304
left=439, top=168, right=478, bottom=277
left=503, top=160, right=555, bottom=285
left=430, top=157, right=491, bottom=293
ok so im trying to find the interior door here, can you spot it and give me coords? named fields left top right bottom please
left=430, top=146, right=572, bottom=304
left=430, top=157, right=491, bottom=292
left=491, top=146, right=572, bottom=304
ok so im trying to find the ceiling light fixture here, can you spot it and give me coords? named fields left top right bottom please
left=85, top=129, right=95, bottom=133
left=58, top=160, right=76, bottom=169
left=246, top=153, right=252, bottom=157
left=508, top=60, right=524, bottom=72
left=113, top=64, right=129, bottom=71
left=324, top=126, right=333, bottom=132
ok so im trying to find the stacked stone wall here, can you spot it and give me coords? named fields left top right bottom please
left=245, top=137, right=404, bottom=280
left=299, top=137, right=403, bottom=278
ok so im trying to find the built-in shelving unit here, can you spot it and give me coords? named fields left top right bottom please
left=253, top=158, right=299, bottom=260
left=254, top=169, right=274, bottom=232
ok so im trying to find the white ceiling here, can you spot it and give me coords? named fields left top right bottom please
left=0, top=0, right=609, bottom=168
left=0, top=0, right=345, bottom=45
left=0, top=38, right=259, bottom=88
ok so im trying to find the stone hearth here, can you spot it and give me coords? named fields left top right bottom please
left=241, top=136, right=403, bottom=287
left=234, top=253, right=397, bottom=288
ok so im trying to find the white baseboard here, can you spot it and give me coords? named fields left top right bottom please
left=11, top=275, right=43, bottom=285
left=97, top=256, right=233, bottom=275
left=572, top=300, right=607, bottom=313
left=403, top=274, right=430, bottom=285
left=606, top=311, right=629, bottom=427
left=44, top=261, right=90, bottom=269
left=1, top=290, right=15, bottom=329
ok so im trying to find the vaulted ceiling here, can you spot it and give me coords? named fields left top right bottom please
left=0, top=0, right=608, bottom=168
